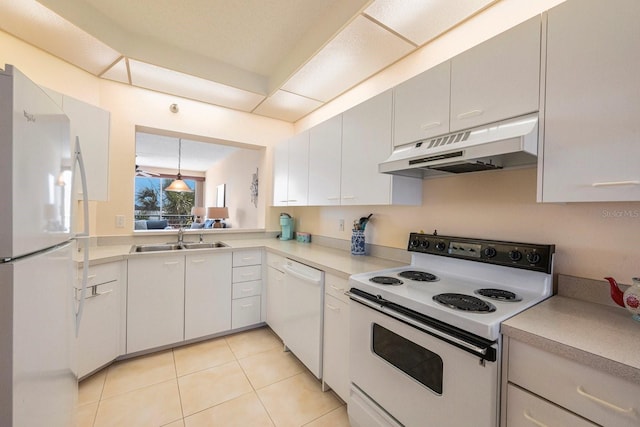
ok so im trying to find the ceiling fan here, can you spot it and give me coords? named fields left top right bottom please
left=135, top=164, right=159, bottom=177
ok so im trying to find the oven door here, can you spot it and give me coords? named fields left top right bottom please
left=349, top=294, right=499, bottom=427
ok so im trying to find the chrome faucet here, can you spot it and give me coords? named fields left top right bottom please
left=177, top=227, right=185, bottom=244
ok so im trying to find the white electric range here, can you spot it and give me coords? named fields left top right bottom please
left=347, top=232, right=555, bottom=427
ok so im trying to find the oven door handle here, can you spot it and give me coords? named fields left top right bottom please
left=348, top=291, right=490, bottom=358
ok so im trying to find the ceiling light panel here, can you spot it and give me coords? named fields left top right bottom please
left=365, top=0, right=496, bottom=46
left=282, top=15, right=415, bottom=103
left=101, top=57, right=129, bottom=84
left=128, top=59, right=265, bottom=111
left=253, top=90, right=323, bottom=122
left=0, top=0, right=121, bottom=75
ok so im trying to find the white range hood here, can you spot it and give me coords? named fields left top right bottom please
left=379, top=113, right=539, bottom=178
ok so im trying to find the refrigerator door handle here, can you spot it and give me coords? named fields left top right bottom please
left=73, top=136, right=90, bottom=337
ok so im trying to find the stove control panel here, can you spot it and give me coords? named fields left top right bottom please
left=408, top=232, right=555, bottom=273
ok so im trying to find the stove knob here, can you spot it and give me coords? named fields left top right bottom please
left=483, top=247, right=497, bottom=258
left=508, top=250, right=522, bottom=261
left=435, top=242, right=446, bottom=251
left=410, top=239, right=419, bottom=248
left=526, top=252, right=541, bottom=264
left=420, top=240, right=430, bottom=249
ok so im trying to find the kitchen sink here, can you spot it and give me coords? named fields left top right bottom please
left=181, top=242, right=228, bottom=250
left=130, top=241, right=229, bottom=253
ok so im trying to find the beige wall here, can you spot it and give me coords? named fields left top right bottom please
left=285, top=168, right=640, bottom=281
left=2, top=0, right=639, bottom=283
left=286, top=0, right=639, bottom=282
left=0, top=30, right=293, bottom=237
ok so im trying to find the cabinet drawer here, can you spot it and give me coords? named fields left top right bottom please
left=325, top=273, right=349, bottom=303
left=77, top=262, right=120, bottom=289
left=232, top=295, right=261, bottom=329
left=508, top=340, right=640, bottom=427
left=507, top=384, right=598, bottom=427
left=233, top=249, right=262, bottom=267
left=232, top=280, right=262, bottom=299
left=232, top=265, right=261, bottom=283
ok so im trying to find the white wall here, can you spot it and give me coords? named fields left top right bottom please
left=205, top=148, right=265, bottom=229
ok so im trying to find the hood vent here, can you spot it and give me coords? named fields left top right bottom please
left=379, top=113, right=539, bottom=179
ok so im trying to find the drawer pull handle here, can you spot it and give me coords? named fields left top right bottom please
left=164, top=261, right=180, bottom=266
left=577, top=386, right=634, bottom=414
left=523, top=410, right=548, bottom=427
left=342, top=195, right=355, bottom=199
left=420, top=121, right=441, bottom=130
left=241, top=288, right=253, bottom=293
left=592, top=180, right=639, bottom=187
left=327, top=197, right=340, bottom=200
left=330, top=285, right=344, bottom=292
left=456, top=109, right=483, bottom=119
left=191, top=259, right=205, bottom=264
left=87, top=274, right=97, bottom=280
left=326, top=304, right=340, bottom=313
left=240, top=304, right=253, bottom=309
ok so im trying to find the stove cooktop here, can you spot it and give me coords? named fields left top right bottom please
left=348, top=233, right=555, bottom=341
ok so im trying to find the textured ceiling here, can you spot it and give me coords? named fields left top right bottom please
left=0, top=0, right=497, bottom=123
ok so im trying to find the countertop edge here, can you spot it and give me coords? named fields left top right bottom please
left=502, top=296, right=640, bottom=385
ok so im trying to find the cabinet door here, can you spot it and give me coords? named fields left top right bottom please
left=266, top=265, right=286, bottom=340
left=272, top=141, right=289, bottom=206
left=184, top=252, right=232, bottom=341
left=541, top=0, right=640, bottom=202
left=62, top=95, right=110, bottom=201
left=127, top=256, right=185, bottom=353
left=77, top=262, right=121, bottom=378
left=450, top=17, right=540, bottom=131
left=341, top=90, right=394, bottom=205
left=287, top=131, right=310, bottom=206
left=393, top=61, right=451, bottom=146
left=308, top=115, right=342, bottom=205
left=322, top=294, right=349, bottom=402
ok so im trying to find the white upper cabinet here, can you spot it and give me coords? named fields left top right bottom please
left=61, top=95, right=111, bottom=201
left=40, top=88, right=111, bottom=201
left=342, top=90, right=422, bottom=206
left=540, top=0, right=640, bottom=202
left=287, top=131, right=310, bottom=206
left=272, top=141, right=289, bottom=206
left=393, top=61, right=451, bottom=146
left=308, top=115, right=342, bottom=205
left=272, top=131, right=309, bottom=206
left=450, top=16, right=541, bottom=132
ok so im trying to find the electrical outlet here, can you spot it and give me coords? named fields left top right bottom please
left=115, top=215, right=125, bottom=228
left=339, top=219, right=344, bottom=232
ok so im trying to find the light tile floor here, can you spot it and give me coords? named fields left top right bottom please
left=77, top=326, right=351, bottom=427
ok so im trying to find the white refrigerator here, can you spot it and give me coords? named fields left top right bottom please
left=0, top=65, right=86, bottom=427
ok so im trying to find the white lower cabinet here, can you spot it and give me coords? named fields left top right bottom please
left=506, top=384, right=597, bottom=427
left=322, top=274, right=350, bottom=402
left=127, top=255, right=185, bottom=354
left=231, top=250, right=263, bottom=329
left=77, top=261, right=123, bottom=378
left=505, top=339, right=640, bottom=427
left=184, top=253, right=232, bottom=341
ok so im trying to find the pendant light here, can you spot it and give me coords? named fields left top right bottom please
left=166, top=138, right=193, bottom=192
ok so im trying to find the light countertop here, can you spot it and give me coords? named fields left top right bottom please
left=502, top=275, right=640, bottom=385
left=75, top=237, right=404, bottom=278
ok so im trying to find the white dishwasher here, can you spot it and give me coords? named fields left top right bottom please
left=282, top=258, right=325, bottom=379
